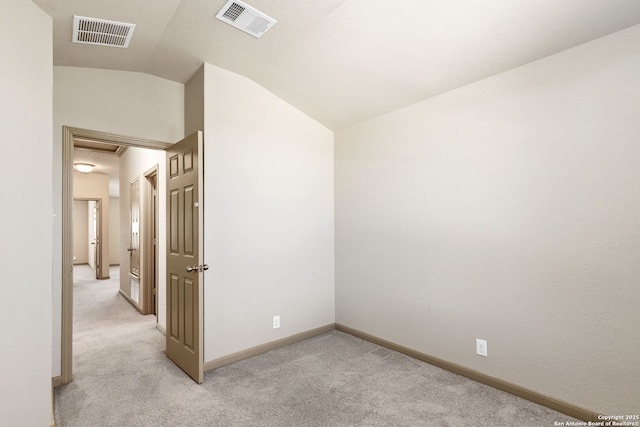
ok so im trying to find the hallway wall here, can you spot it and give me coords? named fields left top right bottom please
left=119, top=147, right=167, bottom=323
left=73, top=200, right=89, bottom=264
left=202, top=64, right=335, bottom=362
left=0, top=0, right=53, bottom=425
left=109, top=197, right=120, bottom=265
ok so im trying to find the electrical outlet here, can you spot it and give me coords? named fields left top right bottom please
left=273, top=315, right=280, bottom=329
left=476, top=339, right=488, bottom=357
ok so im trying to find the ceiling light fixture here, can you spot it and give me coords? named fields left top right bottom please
left=74, top=163, right=95, bottom=173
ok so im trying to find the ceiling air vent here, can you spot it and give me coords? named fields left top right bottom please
left=72, top=15, right=136, bottom=48
left=215, top=0, right=277, bottom=38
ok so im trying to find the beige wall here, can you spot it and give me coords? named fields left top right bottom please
left=74, top=172, right=110, bottom=279
left=185, top=66, right=204, bottom=136
left=203, top=64, right=335, bottom=362
left=0, top=0, right=53, bottom=425
left=335, top=25, right=640, bottom=415
left=109, top=197, right=120, bottom=265
left=52, top=66, right=184, bottom=376
left=119, top=147, right=167, bottom=324
left=73, top=200, right=89, bottom=264
left=74, top=188, right=120, bottom=268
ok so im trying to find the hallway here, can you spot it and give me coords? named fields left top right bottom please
left=54, top=265, right=188, bottom=425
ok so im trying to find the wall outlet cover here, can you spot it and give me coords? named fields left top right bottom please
left=476, top=339, right=488, bottom=357
left=273, top=315, right=280, bottom=329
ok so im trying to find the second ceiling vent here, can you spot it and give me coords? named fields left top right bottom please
left=215, top=0, right=277, bottom=38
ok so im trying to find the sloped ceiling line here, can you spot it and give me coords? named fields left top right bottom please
left=34, top=0, right=640, bottom=130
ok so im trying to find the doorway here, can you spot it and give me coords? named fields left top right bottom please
left=73, top=198, right=103, bottom=279
left=129, top=178, right=141, bottom=305
left=60, top=126, right=171, bottom=386
left=144, top=169, right=159, bottom=316
left=88, top=200, right=100, bottom=276
left=124, top=171, right=160, bottom=316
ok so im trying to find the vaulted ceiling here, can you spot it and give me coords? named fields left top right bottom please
left=33, top=0, right=640, bottom=130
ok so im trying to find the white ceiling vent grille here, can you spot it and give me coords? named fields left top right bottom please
left=72, top=16, right=136, bottom=48
left=215, top=0, right=277, bottom=38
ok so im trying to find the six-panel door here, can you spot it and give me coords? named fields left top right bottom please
left=166, top=131, right=204, bottom=383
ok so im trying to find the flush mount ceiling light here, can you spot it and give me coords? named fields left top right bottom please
left=72, top=15, right=136, bottom=48
left=215, top=0, right=277, bottom=38
left=74, top=163, right=95, bottom=173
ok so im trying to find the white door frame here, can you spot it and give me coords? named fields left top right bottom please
left=58, top=126, right=171, bottom=386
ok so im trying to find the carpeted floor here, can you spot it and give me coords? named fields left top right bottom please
left=55, top=265, right=577, bottom=426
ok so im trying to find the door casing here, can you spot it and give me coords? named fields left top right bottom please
left=59, top=126, right=171, bottom=386
left=143, top=167, right=159, bottom=316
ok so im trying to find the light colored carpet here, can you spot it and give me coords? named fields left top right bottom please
left=55, top=265, right=577, bottom=426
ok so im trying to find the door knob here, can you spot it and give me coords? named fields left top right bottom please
left=127, top=248, right=135, bottom=252
left=186, top=264, right=209, bottom=273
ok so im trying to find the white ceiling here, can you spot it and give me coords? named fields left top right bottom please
left=33, top=0, right=640, bottom=130
left=73, top=149, right=120, bottom=197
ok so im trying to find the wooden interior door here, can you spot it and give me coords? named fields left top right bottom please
left=129, top=179, right=140, bottom=278
left=89, top=200, right=102, bottom=280
left=88, top=200, right=96, bottom=271
left=166, top=131, right=204, bottom=383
